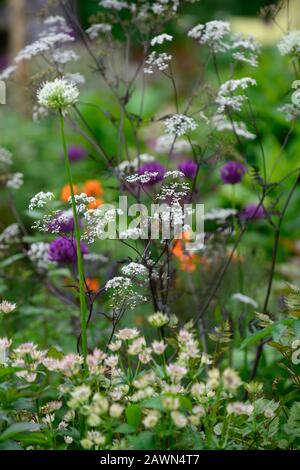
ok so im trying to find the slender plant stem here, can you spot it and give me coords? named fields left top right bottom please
left=59, top=109, right=88, bottom=366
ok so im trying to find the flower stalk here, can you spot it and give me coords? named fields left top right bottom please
left=59, top=109, right=88, bottom=367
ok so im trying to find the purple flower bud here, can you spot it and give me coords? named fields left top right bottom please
left=68, top=145, right=87, bottom=163
left=48, top=237, right=88, bottom=264
left=220, top=161, right=246, bottom=184
left=239, top=203, right=266, bottom=221
left=178, top=160, right=197, bottom=179
left=138, top=162, right=166, bottom=186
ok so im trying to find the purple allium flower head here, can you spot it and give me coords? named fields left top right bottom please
left=138, top=162, right=166, bottom=186
left=178, top=160, right=197, bottom=179
left=48, top=211, right=77, bottom=234
left=239, top=203, right=266, bottom=221
left=48, top=237, right=88, bottom=264
left=68, top=145, right=87, bottom=163
left=220, top=161, right=246, bottom=184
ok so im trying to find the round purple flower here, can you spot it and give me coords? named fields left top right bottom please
left=48, top=237, right=88, bottom=264
left=239, top=203, right=266, bottom=221
left=48, top=211, right=76, bottom=234
left=68, top=145, right=87, bottom=163
left=220, top=161, right=246, bottom=185
left=138, top=162, right=166, bottom=186
left=178, top=160, right=197, bottom=179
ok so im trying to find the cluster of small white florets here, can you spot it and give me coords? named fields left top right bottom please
left=37, top=78, right=80, bottom=110
left=0, top=147, right=13, bottom=167
left=117, top=153, right=155, bottom=175
left=144, top=51, right=172, bottom=74
left=188, top=21, right=231, bottom=52
left=121, top=262, right=148, bottom=277
left=0, top=223, right=20, bottom=248
left=125, top=172, right=159, bottom=184
left=278, top=104, right=300, bottom=121
left=86, top=23, right=112, bottom=40
left=105, top=276, right=146, bottom=310
left=29, top=192, right=54, bottom=211
left=212, top=114, right=256, bottom=140
left=231, top=33, right=260, bottom=67
left=70, top=193, right=95, bottom=214
left=150, top=33, right=173, bottom=46
left=27, top=242, right=51, bottom=271
left=101, top=0, right=129, bottom=10
left=216, top=78, right=257, bottom=113
left=153, top=135, right=191, bottom=154
left=6, top=172, right=24, bottom=190
left=164, top=114, right=198, bottom=136
left=278, top=30, right=300, bottom=56
left=156, top=180, right=190, bottom=203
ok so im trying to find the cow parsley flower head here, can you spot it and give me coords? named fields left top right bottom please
left=278, top=30, right=300, bottom=56
left=216, top=78, right=256, bottom=113
left=164, top=114, right=197, bottom=136
left=150, top=34, right=173, bottom=46
left=29, top=192, right=54, bottom=211
left=37, top=78, right=79, bottom=109
left=188, top=21, right=231, bottom=53
left=144, top=51, right=172, bottom=74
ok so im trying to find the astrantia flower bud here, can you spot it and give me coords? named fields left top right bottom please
left=37, top=78, right=79, bottom=109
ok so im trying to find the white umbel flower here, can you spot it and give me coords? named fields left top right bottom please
left=37, top=78, right=79, bottom=109
left=278, top=30, right=300, bottom=56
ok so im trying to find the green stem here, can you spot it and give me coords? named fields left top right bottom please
left=59, top=109, right=88, bottom=367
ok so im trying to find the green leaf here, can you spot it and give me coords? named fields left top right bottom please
left=141, top=396, right=164, bottom=411
left=240, top=318, right=296, bottom=349
left=0, top=253, right=26, bottom=269
left=0, top=422, right=41, bottom=442
left=128, top=432, right=155, bottom=450
left=125, top=404, right=141, bottom=430
left=115, top=423, right=136, bottom=434
left=179, top=396, right=192, bottom=412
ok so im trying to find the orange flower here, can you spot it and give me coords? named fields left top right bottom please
left=88, top=198, right=103, bottom=210
left=172, top=231, right=198, bottom=273
left=61, top=184, right=77, bottom=203
left=86, top=278, right=100, bottom=292
left=83, top=180, right=103, bottom=197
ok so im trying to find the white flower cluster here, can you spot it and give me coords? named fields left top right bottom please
left=278, top=104, right=300, bottom=121
left=121, top=262, right=148, bottom=277
left=156, top=181, right=191, bottom=203
left=15, top=33, right=74, bottom=63
left=6, top=172, right=24, bottom=190
left=278, top=30, right=300, bottom=56
left=86, top=23, right=112, bottom=40
left=164, top=114, right=198, bottom=136
left=144, top=51, right=172, bottom=74
left=101, top=0, right=128, bottom=10
left=28, top=242, right=51, bottom=271
left=0, top=301, right=16, bottom=314
left=154, top=135, right=191, bottom=154
left=231, top=33, right=260, bottom=67
left=0, top=224, right=20, bottom=248
left=83, top=207, right=123, bottom=243
left=117, top=153, right=155, bottom=175
left=125, top=172, right=159, bottom=184
left=37, top=78, right=80, bottom=110
left=216, top=78, right=257, bottom=113
left=203, top=208, right=237, bottom=221
left=188, top=21, right=231, bottom=53
left=105, top=276, right=146, bottom=310
left=70, top=193, right=95, bottom=214
left=29, top=192, right=54, bottom=211
left=0, top=147, right=12, bottom=167
left=150, top=34, right=173, bottom=46
left=212, top=114, right=256, bottom=140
